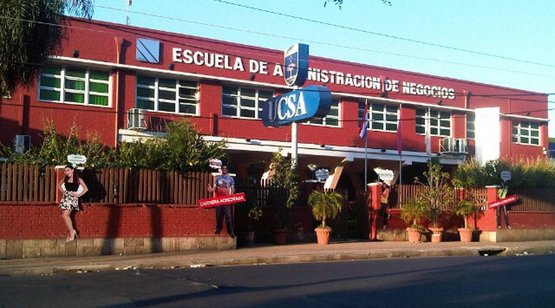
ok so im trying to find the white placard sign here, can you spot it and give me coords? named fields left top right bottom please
left=67, top=154, right=87, bottom=166
left=209, top=159, right=222, bottom=170
left=501, top=171, right=511, bottom=182
left=314, top=168, right=330, bottom=182
left=374, top=167, right=394, bottom=185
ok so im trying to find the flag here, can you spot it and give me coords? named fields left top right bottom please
left=359, top=103, right=368, bottom=140
left=396, top=107, right=402, bottom=156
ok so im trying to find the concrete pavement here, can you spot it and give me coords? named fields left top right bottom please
left=1, top=240, right=554, bottom=276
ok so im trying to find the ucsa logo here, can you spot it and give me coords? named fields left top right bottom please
left=261, top=85, right=332, bottom=127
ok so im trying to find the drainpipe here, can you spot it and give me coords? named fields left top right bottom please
left=114, top=37, right=124, bottom=147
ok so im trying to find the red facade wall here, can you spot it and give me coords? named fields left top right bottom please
left=0, top=17, right=549, bottom=159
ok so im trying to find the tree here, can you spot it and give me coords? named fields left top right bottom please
left=160, top=120, right=228, bottom=172
left=308, top=190, right=343, bottom=229
left=268, top=150, right=299, bottom=209
left=0, top=0, right=93, bottom=93
left=412, top=158, right=455, bottom=227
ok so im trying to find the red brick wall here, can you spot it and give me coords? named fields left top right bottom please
left=0, top=203, right=216, bottom=239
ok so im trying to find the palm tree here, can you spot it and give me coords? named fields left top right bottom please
left=308, top=190, right=343, bottom=229
left=0, top=0, right=93, bottom=93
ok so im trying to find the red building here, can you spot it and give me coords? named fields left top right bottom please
left=0, top=17, right=549, bottom=193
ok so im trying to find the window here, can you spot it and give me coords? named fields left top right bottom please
left=416, top=108, right=451, bottom=137
left=466, top=114, right=475, bottom=139
left=303, top=99, right=340, bottom=127
left=136, top=76, right=199, bottom=115
left=359, top=102, right=398, bottom=132
left=512, top=121, right=540, bottom=145
left=222, top=86, right=273, bottom=119
left=39, top=66, right=110, bottom=106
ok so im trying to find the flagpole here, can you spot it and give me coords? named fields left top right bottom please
left=398, top=105, right=402, bottom=187
left=364, top=130, right=368, bottom=192
left=397, top=105, right=403, bottom=207
left=364, top=99, right=368, bottom=192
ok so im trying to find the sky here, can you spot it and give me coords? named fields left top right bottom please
left=91, top=0, right=555, bottom=137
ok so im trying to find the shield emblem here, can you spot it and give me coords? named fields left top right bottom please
left=284, top=46, right=299, bottom=86
left=283, top=43, right=308, bottom=87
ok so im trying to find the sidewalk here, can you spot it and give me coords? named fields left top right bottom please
left=1, top=240, right=554, bottom=276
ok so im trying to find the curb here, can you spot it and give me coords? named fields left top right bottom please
left=2, top=243, right=554, bottom=277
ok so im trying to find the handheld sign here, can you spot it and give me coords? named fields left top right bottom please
left=488, top=195, right=518, bottom=209
left=198, top=192, right=246, bottom=208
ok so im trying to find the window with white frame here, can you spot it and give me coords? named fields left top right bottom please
left=466, top=113, right=475, bottom=139
left=222, top=86, right=274, bottom=119
left=39, top=66, right=110, bottom=106
left=136, top=76, right=198, bottom=114
left=372, top=104, right=398, bottom=131
left=512, top=121, right=540, bottom=145
left=415, top=108, right=451, bottom=136
left=302, top=99, right=340, bottom=127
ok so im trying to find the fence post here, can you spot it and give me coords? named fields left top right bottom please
left=368, top=182, right=381, bottom=240
left=475, top=185, right=500, bottom=231
left=54, top=166, right=66, bottom=204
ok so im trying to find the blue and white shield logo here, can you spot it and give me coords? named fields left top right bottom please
left=284, top=43, right=309, bottom=87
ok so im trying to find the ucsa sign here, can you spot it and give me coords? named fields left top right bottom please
left=262, top=85, right=332, bottom=127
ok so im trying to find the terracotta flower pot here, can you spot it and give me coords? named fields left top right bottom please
left=240, top=231, right=255, bottom=246
left=315, top=227, right=331, bottom=245
left=458, top=228, right=474, bottom=242
left=429, top=227, right=444, bottom=243
left=273, top=228, right=288, bottom=245
left=406, top=227, right=422, bottom=243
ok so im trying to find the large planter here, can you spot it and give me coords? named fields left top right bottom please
left=239, top=231, right=255, bottom=246
left=315, top=227, right=331, bottom=245
left=429, top=227, right=444, bottom=243
left=406, top=227, right=422, bottom=243
left=273, top=228, right=288, bottom=245
left=458, top=228, right=474, bottom=242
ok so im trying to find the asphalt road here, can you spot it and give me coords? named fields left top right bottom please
left=1, top=255, right=554, bottom=307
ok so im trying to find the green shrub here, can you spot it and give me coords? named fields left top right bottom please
left=453, top=158, right=555, bottom=188
left=0, top=119, right=227, bottom=172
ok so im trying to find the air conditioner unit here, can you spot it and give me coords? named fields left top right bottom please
left=14, top=135, right=31, bottom=153
left=439, top=138, right=468, bottom=154
left=127, top=108, right=146, bottom=130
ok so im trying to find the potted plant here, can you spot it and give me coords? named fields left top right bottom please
left=454, top=193, right=481, bottom=242
left=240, top=206, right=263, bottom=246
left=426, top=206, right=445, bottom=243
left=266, top=150, right=299, bottom=244
left=413, top=159, right=454, bottom=242
left=400, top=200, right=428, bottom=242
left=308, top=190, right=343, bottom=244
